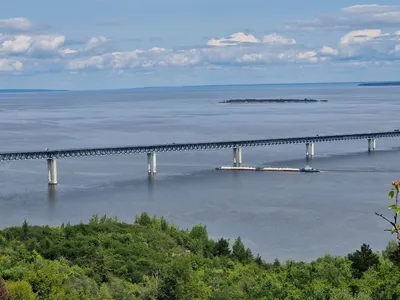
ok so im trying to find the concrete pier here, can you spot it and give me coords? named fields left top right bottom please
left=147, top=153, right=152, bottom=175
left=306, top=143, right=315, bottom=158
left=368, top=138, right=376, bottom=152
left=152, top=152, right=157, bottom=175
left=237, top=147, right=242, bottom=167
left=47, top=158, right=57, bottom=185
left=147, top=152, right=157, bottom=176
left=233, top=147, right=238, bottom=167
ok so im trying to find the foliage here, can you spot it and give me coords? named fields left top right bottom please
left=376, top=180, right=400, bottom=243
left=348, top=244, right=380, bottom=279
left=0, top=213, right=399, bottom=299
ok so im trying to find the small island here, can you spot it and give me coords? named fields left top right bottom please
left=358, top=82, right=400, bottom=87
left=219, top=98, right=328, bottom=104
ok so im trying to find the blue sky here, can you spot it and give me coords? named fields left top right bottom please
left=0, top=1, right=399, bottom=89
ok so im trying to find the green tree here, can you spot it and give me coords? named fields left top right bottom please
left=212, top=238, right=231, bottom=257
left=22, top=219, right=29, bottom=240
left=136, top=213, right=152, bottom=227
left=6, top=280, right=37, bottom=300
left=348, top=244, right=379, bottom=279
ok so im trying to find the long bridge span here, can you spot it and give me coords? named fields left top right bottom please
left=1, top=130, right=399, bottom=185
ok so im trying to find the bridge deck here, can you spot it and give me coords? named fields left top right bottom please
left=0, top=131, right=399, bottom=161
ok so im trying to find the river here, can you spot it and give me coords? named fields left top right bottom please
left=0, top=82, right=399, bottom=261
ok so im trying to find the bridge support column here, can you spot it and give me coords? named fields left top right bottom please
left=233, top=147, right=238, bottom=167
left=47, top=158, right=57, bottom=185
left=147, top=152, right=157, bottom=176
left=152, top=152, right=157, bottom=175
left=310, top=143, right=315, bottom=157
left=147, top=153, right=152, bottom=175
left=306, top=143, right=315, bottom=158
left=368, top=139, right=376, bottom=152
left=237, top=147, right=242, bottom=167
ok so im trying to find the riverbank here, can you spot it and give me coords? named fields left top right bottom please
left=219, top=98, right=328, bottom=104
left=0, top=213, right=398, bottom=299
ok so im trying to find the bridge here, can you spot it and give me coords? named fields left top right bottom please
left=0, top=130, right=399, bottom=185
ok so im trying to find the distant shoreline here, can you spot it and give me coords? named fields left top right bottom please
left=0, top=89, right=68, bottom=94
left=219, top=98, right=328, bottom=104
left=358, top=82, right=400, bottom=87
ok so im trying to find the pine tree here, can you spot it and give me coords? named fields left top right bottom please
left=348, top=243, right=380, bottom=279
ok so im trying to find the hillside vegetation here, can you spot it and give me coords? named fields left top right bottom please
left=0, top=212, right=400, bottom=299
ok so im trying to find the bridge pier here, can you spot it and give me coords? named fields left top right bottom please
left=237, top=147, right=242, bottom=167
left=232, top=147, right=243, bottom=167
left=306, top=143, right=315, bottom=158
left=147, top=152, right=157, bottom=176
left=47, top=158, right=57, bottom=185
left=368, top=138, right=376, bottom=152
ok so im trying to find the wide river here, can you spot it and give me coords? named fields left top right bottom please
left=0, top=83, right=399, bottom=261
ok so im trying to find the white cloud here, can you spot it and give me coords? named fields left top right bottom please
left=0, top=58, right=23, bottom=72
left=0, top=18, right=33, bottom=32
left=207, top=32, right=296, bottom=47
left=262, top=33, right=296, bottom=45
left=319, top=46, right=339, bottom=56
left=85, top=36, right=108, bottom=51
left=286, top=4, right=400, bottom=31
left=339, top=29, right=384, bottom=45
left=0, top=34, right=65, bottom=56
left=1, top=16, right=400, bottom=76
left=62, top=48, right=78, bottom=55
left=207, top=32, right=259, bottom=47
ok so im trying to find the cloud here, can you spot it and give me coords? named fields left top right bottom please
left=207, top=32, right=259, bottom=46
left=339, top=29, right=384, bottom=45
left=0, top=34, right=66, bottom=57
left=262, top=33, right=296, bottom=45
left=207, top=32, right=296, bottom=47
left=0, top=58, right=23, bottom=72
left=285, top=4, right=400, bottom=31
left=0, top=17, right=400, bottom=76
left=85, top=36, right=109, bottom=51
left=0, top=18, right=34, bottom=33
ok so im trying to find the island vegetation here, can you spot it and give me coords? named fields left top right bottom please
left=358, top=82, right=400, bottom=87
left=219, top=98, right=328, bottom=104
left=0, top=181, right=400, bottom=299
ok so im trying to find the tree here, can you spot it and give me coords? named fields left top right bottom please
left=22, top=219, right=29, bottom=240
left=0, top=277, right=9, bottom=300
left=212, top=238, right=231, bottom=257
left=5, top=280, right=37, bottom=300
left=376, top=180, right=400, bottom=243
left=348, top=244, right=380, bottom=279
left=232, top=237, right=246, bottom=262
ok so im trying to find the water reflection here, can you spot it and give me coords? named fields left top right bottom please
left=47, top=185, right=58, bottom=209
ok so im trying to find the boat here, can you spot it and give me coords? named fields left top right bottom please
left=300, top=165, right=320, bottom=173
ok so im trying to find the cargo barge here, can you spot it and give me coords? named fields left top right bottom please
left=216, top=166, right=320, bottom=173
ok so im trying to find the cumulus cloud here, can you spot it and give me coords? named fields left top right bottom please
left=207, top=32, right=296, bottom=47
left=0, top=58, right=23, bottom=72
left=285, top=4, right=400, bottom=31
left=0, top=16, right=400, bottom=75
left=0, top=34, right=65, bottom=57
left=207, top=32, right=259, bottom=46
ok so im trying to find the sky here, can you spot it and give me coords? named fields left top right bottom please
left=0, top=0, right=399, bottom=89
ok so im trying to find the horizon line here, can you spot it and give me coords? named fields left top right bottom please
left=0, top=80, right=399, bottom=92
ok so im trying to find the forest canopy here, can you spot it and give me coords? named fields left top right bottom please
left=0, top=212, right=400, bottom=299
